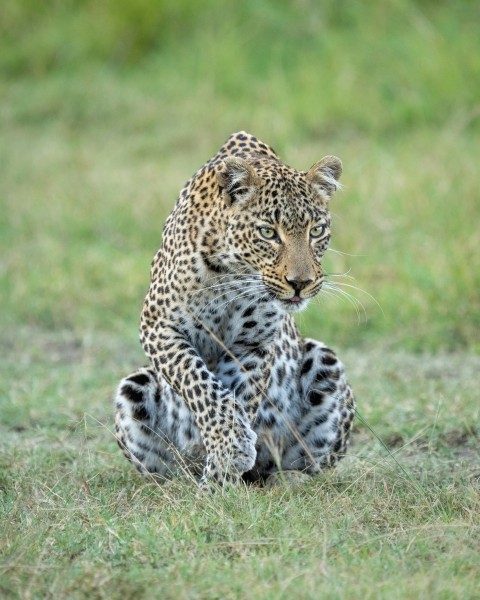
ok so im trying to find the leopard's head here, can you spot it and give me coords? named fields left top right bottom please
left=216, top=155, right=342, bottom=311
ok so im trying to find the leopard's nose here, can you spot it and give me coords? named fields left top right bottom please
left=285, top=277, right=313, bottom=293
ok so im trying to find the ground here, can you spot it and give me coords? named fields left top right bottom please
left=1, top=328, right=478, bottom=599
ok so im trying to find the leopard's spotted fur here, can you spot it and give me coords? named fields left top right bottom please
left=114, top=132, right=355, bottom=488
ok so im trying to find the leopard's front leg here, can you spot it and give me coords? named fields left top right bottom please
left=143, top=322, right=257, bottom=488
left=200, top=406, right=257, bottom=488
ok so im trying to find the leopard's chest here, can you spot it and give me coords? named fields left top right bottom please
left=184, top=286, right=284, bottom=370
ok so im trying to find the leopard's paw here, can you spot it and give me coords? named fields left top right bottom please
left=264, top=470, right=311, bottom=488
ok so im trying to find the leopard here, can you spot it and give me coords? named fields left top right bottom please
left=114, top=131, right=355, bottom=489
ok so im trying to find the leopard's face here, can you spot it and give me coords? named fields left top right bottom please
left=225, top=196, right=331, bottom=312
left=217, top=156, right=342, bottom=312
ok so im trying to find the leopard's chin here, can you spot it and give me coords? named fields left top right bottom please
left=278, top=297, right=311, bottom=313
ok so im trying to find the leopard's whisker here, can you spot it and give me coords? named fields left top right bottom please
left=327, top=247, right=364, bottom=258
left=201, top=266, right=254, bottom=281
left=192, top=283, right=266, bottom=320
left=324, top=267, right=355, bottom=280
left=323, top=281, right=364, bottom=307
left=322, top=283, right=366, bottom=323
left=189, top=270, right=262, bottom=293
left=322, top=284, right=360, bottom=315
left=326, top=281, right=384, bottom=315
left=191, top=278, right=262, bottom=295
left=315, top=287, right=351, bottom=313
left=204, top=286, right=267, bottom=317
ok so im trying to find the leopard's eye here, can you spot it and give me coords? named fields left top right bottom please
left=259, top=226, right=278, bottom=241
left=310, top=224, right=327, bottom=239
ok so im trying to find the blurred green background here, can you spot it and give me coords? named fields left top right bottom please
left=1, top=0, right=479, bottom=352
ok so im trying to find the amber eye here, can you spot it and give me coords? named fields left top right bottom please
left=259, top=226, right=278, bottom=240
left=310, top=224, right=326, bottom=239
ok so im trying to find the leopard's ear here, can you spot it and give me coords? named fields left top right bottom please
left=216, top=157, right=261, bottom=206
left=306, top=155, right=343, bottom=201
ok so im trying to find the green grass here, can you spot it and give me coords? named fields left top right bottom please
left=1, top=1, right=480, bottom=598
left=1, top=330, right=479, bottom=598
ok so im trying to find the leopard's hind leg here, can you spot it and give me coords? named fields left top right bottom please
left=114, top=367, right=204, bottom=481
left=250, top=340, right=355, bottom=483
left=281, top=339, right=355, bottom=473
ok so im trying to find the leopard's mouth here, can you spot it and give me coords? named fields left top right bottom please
left=279, top=295, right=310, bottom=312
left=263, top=280, right=317, bottom=311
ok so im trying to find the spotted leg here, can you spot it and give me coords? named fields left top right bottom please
left=285, top=339, right=355, bottom=472
left=247, top=339, right=355, bottom=482
left=114, top=367, right=205, bottom=481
